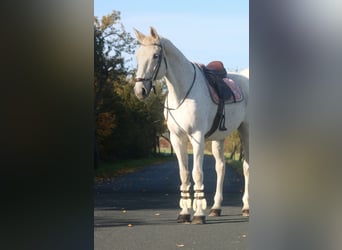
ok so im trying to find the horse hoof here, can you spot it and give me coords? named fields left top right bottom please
left=192, top=216, right=206, bottom=224
left=208, top=209, right=221, bottom=217
left=177, top=214, right=191, bottom=223
left=242, top=209, right=250, bottom=217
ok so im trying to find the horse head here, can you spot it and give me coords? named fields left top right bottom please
left=133, top=27, right=167, bottom=100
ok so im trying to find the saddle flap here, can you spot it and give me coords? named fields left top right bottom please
left=207, top=77, right=243, bottom=105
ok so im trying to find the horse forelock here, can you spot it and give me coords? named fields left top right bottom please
left=138, top=35, right=159, bottom=46
left=139, top=36, right=171, bottom=49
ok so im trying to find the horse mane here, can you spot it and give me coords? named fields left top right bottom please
left=138, top=35, right=189, bottom=65
left=160, top=37, right=189, bottom=63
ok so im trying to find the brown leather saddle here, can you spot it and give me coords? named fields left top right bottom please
left=198, top=61, right=244, bottom=138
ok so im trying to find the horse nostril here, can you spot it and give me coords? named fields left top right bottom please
left=142, top=87, right=147, bottom=96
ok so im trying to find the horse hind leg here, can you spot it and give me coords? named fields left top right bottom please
left=209, top=140, right=225, bottom=217
left=242, top=160, right=250, bottom=217
left=238, top=122, right=250, bottom=217
left=170, top=133, right=192, bottom=223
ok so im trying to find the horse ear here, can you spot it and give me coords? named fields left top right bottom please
left=133, top=28, right=146, bottom=44
left=150, top=27, right=160, bottom=41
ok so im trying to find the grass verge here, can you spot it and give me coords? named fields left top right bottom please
left=95, top=153, right=244, bottom=183
left=226, top=158, right=244, bottom=176
left=95, top=154, right=175, bottom=182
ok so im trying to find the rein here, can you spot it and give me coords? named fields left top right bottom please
left=164, top=62, right=197, bottom=111
left=164, top=63, right=201, bottom=145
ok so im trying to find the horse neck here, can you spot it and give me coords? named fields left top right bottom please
left=162, top=38, right=195, bottom=105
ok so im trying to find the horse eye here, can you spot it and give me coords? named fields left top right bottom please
left=153, top=53, right=159, bottom=59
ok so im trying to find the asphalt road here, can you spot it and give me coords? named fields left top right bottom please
left=94, top=155, right=249, bottom=250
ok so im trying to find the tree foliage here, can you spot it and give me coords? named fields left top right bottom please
left=94, top=11, right=166, bottom=164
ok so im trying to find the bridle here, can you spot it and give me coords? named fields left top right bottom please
left=134, top=42, right=197, bottom=111
left=134, top=43, right=168, bottom=87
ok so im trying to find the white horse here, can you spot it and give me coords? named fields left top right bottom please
left=133, top=27, right=249, bottom=224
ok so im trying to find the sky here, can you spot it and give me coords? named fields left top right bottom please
left=94, top=0, right=249, bottom=71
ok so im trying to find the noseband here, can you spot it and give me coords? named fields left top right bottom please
left=134, top=43, right=168, bottom=84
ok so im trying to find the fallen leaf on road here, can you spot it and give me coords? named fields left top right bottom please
left=176, top=243, right=184, bottom=247
left=127, top=224, right=133, bottom=227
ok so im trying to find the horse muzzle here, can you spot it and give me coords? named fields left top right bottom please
left=133, top=79, right=152, bottom=100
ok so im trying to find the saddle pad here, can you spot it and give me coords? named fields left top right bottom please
left=207, top=78, right=244, bottom=105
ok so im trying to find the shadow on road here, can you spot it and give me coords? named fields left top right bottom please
left=94, top=155, right=247, bottom=228
left=94, top=192, right=247, bottom=229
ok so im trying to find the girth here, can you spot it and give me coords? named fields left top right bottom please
left=205, top=98, right=226, bottom=138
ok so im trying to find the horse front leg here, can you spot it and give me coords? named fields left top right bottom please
left=190, top=134, right=207, bottom=224
left=170, top=132, right=192, bottom=223
left=209, top=140, right=225, bottom=217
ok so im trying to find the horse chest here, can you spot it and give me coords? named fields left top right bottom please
left=164, top=102, right=216, bottom=136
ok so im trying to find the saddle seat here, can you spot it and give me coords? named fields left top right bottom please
left=206, top=61, right=227, bottom=77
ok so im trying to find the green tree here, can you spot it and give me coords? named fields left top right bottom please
left=108, top=80, right=166, bottom=159
left=94, top=11, right=136, bottom=166
left=94, top=11, right=166, bottom=165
